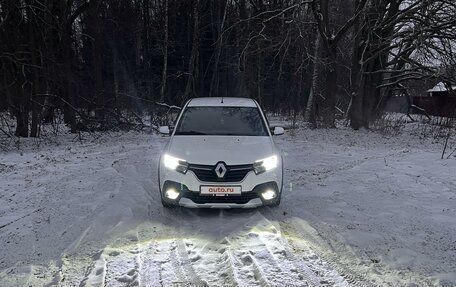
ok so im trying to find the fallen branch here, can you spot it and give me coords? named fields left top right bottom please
left=0, top=126, right=10, bottom=137
left=441, top=132, right=450, bottom=159
left=335, top=106, right=344, bottom=114
left=406, top=113, right=415, bottom=122
left=155, top=102, right=181, bottom=110
left=411, top=104, right=425, bottom=112
left=410, top=104, right=431, bottom=121
left=447, top=148, right=456, bottom=159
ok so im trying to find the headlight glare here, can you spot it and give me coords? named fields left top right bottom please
left=261, top=189, right=277, bottom=200
left=165, top=188, right=180, bottom=200
left=254, top=155, right=278, bottom=174
left=163, top=154, right=188, bottom=174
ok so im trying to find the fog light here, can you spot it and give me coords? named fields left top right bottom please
left=261, top=189, right=276, bottom=200
left=165, top=188, right=180, bottom=200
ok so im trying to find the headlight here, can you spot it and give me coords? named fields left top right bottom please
left=253, top=155, right=278, bottom=174
left=163, top=154, right=188, bottom=174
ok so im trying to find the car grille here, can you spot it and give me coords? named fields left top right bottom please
left=182, top=191, right=259, bottom=204
left=188, top=163, right=253, bottom=182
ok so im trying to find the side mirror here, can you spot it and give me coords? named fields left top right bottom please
left=272, top=126, right=284, bottom=136
left=158, top=126, right=170, bottom=135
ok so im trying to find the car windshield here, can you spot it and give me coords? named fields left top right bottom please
left=174, top=106, right=269, bottom=136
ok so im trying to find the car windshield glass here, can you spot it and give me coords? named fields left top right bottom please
left=174, top=107, right=269, bottom=136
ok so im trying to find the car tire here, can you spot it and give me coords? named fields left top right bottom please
left=269, top=194, right=281, bottom=207
left=161, top=197, right=176, bottom=208
left=270, top=179, right=283, bottom=207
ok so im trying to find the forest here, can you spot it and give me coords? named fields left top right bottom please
left=1, top=0, right=455, bottom=137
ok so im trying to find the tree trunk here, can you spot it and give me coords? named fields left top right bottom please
left=14, top=70, right=29, bottom=137
left=15, top=110, right=29, bottom=137
left=314, top=0, right=336, bottom=128
left=113, top=49, right=120, bottom=114
left=349, top=0, right=364, bottom=130
left=29, top=12, right=41, bottom=138
left=183, top=0, right=200, bottom=103
left=321, top=44, right=337, bottom=127
left=63, top=33, right=77, bottom=133
left=160, top=0, right=169, bottom=102
left=350, top=0, right=398, bottom=129
left=237, top=0, right=248, bottom=97
left=349, top=56, right=367, bottom=129
left=305, top=34, right=321, bottom=123
left=257, top=52, right=262, bottom=105
left=351, top=56, right=383, bottom=129
left=88, top=0, right=104, bottom=119
left=61, top=1, right=78, bottom=133
left=209, top=0, right=228, bottom=97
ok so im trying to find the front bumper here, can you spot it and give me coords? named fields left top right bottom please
left=179, top=197, right=263, bottom=209
left=161, top=180, right=280, bottom=208
left=159, top=156, right=283, bottom=208
left=160, top=162, right=282, bottom=191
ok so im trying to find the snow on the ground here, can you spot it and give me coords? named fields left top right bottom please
left=0, top=122, right=455, bottom=287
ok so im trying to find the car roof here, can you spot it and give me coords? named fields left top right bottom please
left=186, top=97, right=258, bottom=107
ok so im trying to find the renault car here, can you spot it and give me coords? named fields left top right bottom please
left=158, top=97, right=284, bottom=208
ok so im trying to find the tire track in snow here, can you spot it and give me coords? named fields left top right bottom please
left=242, top=222, right=310, bottom=286
left=135, top=218, right=207, bottom=286
left=174, top=211, right=340, bottom=287
left=175, top=238, right=207, bottom=286
left=242, top=253, right=271, bottom=287
left=183, top=234, right=273, bottom=287
left=251, top=218, right=319, bottom=287
left=112, top=154, right=160, bottom=220
left=79, top=234, right=142, bottom=287
left=79, top=229, right=202, bottom=286
left=167, top=210, right=260, bottom=286
left=182, top=236, right=250, bottom=286
left=169, top=212, right=209, bottom=286
left=104, top=245, right=141, bottom=287
left=280, top=221, right=374, bottom=287
left=254, top=209, right=345, bottom=287
left=68, top=203, right=363, bottom=287
left=218, top=244, right=245, bottom=286
left=138, top=240, right=162, bottom=286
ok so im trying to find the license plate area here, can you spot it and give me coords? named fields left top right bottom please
left=200, top=186, right=242, bottom=196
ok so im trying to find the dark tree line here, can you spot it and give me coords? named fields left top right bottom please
left=1, top=0, right=455, bottom=137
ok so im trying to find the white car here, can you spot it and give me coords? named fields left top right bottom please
left=158, top=97, right=284, bottom=208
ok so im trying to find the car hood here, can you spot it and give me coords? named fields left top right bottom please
left=166, top=136, right=276, bottom=165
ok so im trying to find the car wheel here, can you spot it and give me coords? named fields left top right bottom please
left=161, top=196, right=176, bottom=208
left=160, top=188, right=177, bottom=208
left=269, top=193, right=281, bottom=207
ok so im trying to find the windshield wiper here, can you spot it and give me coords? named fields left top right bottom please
left=176, top=131, right=207, bottom=135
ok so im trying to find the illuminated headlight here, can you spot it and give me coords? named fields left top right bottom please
left=163, top=154, right=188, bottom=174
left=253, top=155, right=278, bottom=174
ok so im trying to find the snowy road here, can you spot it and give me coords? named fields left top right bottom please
left=1, top=126, right=455, bottom=286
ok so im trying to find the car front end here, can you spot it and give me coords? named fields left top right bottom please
left=159, top=149, right=283, bottom=208
left=158, top=97, right=284, bottom=208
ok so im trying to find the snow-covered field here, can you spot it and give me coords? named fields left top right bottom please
left=0, top=121, right=455, bottom=286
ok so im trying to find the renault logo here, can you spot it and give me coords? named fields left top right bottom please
left=215, top=162, right=227, bottom=178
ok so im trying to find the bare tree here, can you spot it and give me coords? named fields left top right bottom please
left=183, top=0, right=200, bottom=103
left=160, top=0, right=169, bottom=103
left=209, top=0, right=229, bottom=97
left=1, top=0, right=455, bottom=136
left=309, top=0, right=368, bottom=127
left=349, top=0, right=456, bottom=129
